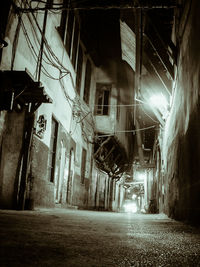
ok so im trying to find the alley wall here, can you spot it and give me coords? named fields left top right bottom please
left=162, top=0, right=200, bottom=222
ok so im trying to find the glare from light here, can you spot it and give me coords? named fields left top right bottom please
left=149, top=94, right=168, bottom=111
left=132, top=194, right=137, bottom=200
left=124, top=202, right=137, bottom=213
left=137, top=173, right=145, bottom=181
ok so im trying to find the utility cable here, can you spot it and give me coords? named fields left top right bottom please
left=98, top=125, right=157, bottom=138
left=18, top=5, right=178, bottom=13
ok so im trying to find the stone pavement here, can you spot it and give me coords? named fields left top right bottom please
left=0, top=208, right=200, bottom=266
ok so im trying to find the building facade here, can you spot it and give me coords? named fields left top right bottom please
left=0, top=0, right=135, bottom=211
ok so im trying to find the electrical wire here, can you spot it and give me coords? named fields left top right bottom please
left=98, top=125, right=157, bottom=138
left=140, top=105, right=160, bottom=124
left=22, top=0, right=72, bottom=77
left=21, top=20, right=61, bottom=81
left=17, top=5, right=178, bottom=13
left=15, top=1, right=68, bottom=78
left=14, top=0, right=146, bottom=145
left=94, top=103, right=143, bottom=107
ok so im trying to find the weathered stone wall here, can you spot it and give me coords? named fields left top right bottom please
left=162, top=0, right=200, bottom=223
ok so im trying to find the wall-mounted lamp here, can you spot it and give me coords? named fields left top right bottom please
left=0, top=37, right=8, bottom=49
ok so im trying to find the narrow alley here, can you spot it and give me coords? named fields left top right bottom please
left=0, top=0, right=200, bottom=265
left=0, top=208, right=200, bottom=266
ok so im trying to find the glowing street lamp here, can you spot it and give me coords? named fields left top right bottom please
left=149, top=94, right=169, bottom=117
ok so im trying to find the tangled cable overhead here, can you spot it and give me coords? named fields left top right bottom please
left=16, top=0, right=177, bottom=12
left=12, top=0, right=96, bottom=144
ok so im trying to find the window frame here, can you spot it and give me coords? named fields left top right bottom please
left=95, top=83, right=111, bottom=115
left=58, top=2, right=80, bottom=68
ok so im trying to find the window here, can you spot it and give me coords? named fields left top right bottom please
left=58, top=1, right=79, bottom=63
left=83, top=60, right=91, bottom=104
left=95, top=83, right=111, bottom=115
left=65, top=10, right=74, bottom=56
left=76, top=45, right=83, bottom=94
left=58, top=0, right=68, bottom=41
left=48, top=118, right=58, bottom=183
left=81, top=148, right=87, bottom=184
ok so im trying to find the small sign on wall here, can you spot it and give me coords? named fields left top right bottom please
left=35, top=114, right=47, bottom=139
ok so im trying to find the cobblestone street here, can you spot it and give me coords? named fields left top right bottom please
left=0, top=209, right=200, bottom=266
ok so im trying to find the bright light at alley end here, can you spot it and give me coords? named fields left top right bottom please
left=123, top=201, right=138, bottom=213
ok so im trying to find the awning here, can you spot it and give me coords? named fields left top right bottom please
left=94, top=134, right=128, bottom=178
left=0, top=70, right=52, bottom=111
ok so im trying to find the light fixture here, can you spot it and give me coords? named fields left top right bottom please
left=149, top=94, right=168, bottom=112
left=132, top=194, right=137, bottom=200
left=0, top=38, right=8, bottom=49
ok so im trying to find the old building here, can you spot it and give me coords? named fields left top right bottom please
left=0, top=0, right=135, bottom=212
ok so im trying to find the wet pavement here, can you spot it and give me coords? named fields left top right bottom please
left=0, top=208, right=200, bottom=267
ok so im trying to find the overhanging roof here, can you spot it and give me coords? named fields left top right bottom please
left=0, top=70, right=52, bottom=111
